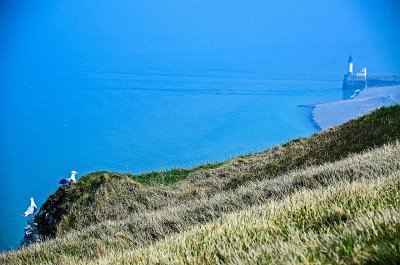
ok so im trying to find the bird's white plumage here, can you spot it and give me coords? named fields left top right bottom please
left=30, top=197, right=36, bottom=208
left=57, top=170, right=79, bottom=185
left=70, top=170, right=79, bottom=182
left=23, top=197, right=37, bottom=217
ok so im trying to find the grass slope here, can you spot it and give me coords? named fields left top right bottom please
left=35, top=105, right=400, bottom=238
left=110, top=171, right=400, bottom=264
left=1, top=105, right=399, bottom=264
left=2, top=141, right=400, bottom=264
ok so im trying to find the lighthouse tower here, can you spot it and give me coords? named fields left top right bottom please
left=343, top=55, right=368, bottom=91
left=348, top=55, right=353, bottom=74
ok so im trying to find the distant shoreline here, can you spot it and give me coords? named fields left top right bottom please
left=311, top=85, right=400, bottom=129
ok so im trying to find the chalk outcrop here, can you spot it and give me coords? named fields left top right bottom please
left=312, top=85, right=400, bottom=129
left=311, top=56, right=400, bottom=129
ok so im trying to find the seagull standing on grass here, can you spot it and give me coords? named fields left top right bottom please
left=22, top=197, right=37, bottom=217
left=57, top=170, right=79, bottom=185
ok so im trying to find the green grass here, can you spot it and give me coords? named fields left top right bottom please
left=111, top=173, right=400, bottom=265
left=2, top=141, right=399, bottom=264
left=2, top=105, right=399, bottom=264
left=34, top=162, right=224, bottom=238
left=33, top=105, right=400, bottom=239
left=130, top=162, right=224, bottom=186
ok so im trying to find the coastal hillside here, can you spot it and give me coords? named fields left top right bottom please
left=1, top=105, right=400, bottom=264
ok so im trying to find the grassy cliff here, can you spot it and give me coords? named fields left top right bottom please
left=1, top=105, right=400, bottom=264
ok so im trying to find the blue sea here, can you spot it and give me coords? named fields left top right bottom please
left=1, top=0, right=400, bottom=251
left=2, top=47, right=397, bottom=250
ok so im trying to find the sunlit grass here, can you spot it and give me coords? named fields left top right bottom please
left=1, top=105, right=399, bottom=264
left=2, top=141, right=399, bottom=264
left=35, top=105, right=400, bottom=238
left=112, top=172, right=399, bottom=264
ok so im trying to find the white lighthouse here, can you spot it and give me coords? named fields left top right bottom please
left=348, top=55, right=353, bottom=74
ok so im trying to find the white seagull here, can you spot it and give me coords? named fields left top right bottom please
left=22, top=197, right=37, bottom=217
left=57, top=170, right=79, bottom=185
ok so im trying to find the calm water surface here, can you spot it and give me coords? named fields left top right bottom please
left=1, top=46, right=398, bottom=250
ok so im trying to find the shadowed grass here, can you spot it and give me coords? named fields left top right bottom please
left=2, top=105, right=399, bottom=264
left=131, top=162, right=224, bottom=186
left=97, top=172, right=400, bottom=264
left=2, top=141, right=399, bottom=264
left=33, top=105, right=400, bottom=238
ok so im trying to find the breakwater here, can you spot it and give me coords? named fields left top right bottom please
left=343, top=74, right=400, bottom=90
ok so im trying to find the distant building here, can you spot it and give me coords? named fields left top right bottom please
left=342, top=55, right=400, bottom=90
left=348, top=55, right=353, bottom=74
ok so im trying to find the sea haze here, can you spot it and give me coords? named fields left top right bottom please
left=1, top=0, right=399, bottom=250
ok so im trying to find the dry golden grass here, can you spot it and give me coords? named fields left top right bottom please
left=106, top=173, right=399, bottom=264
left=35, top=105, right=400, bottom=238
left=2, top=141, right=399, bottom=264
left=2, top=106, right=399, bottom=264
